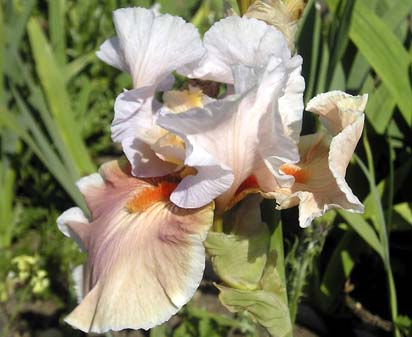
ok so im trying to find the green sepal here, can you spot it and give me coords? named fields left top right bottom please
left=206, top=196, right=292, bottom=337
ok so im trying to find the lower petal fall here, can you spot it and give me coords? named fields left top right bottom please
left=58, top=160, right=214, bottom=333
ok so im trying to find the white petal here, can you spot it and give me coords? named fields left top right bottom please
left=96, top=37, right=129, bottom=73
left=72, top=265, right=85, bottom=303
left=111, top=87, right=156, bottom=143
left=112, top=88, right=176, bottom=177
left=170, top=143, right=234, bottom=208
left=57, top=207, right=89, bottom=238
left=76, top=173, right=104, bottom=195
left=112, top=7, right=204, bottom=88
left=181, top=15, right=290, bottom=83
left=122, top=136, right=176, bottom=177
left=278, top=55, right=305, bottom=144
left=159, top=56, right=298, bottom=211
left=257, top=56, right=303, bottom=188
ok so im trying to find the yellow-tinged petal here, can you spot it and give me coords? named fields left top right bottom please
left=163, top=86, right=204, bottom=114
left=58, top=160, right=214, bottom=333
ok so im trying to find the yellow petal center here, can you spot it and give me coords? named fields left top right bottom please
left=163, top=86, right=204, bottom=114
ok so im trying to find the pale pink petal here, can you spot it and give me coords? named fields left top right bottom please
left=158, top=56, right=301, bottom=211
left=181, top=15, right=290, bottom=83
left=277, top=131, right=364, bottom=228
left=306, top=90, right=368, bottom=135
left=328, top=115, right=365, bottom=208
left=98, top=7, right=204, bottom=88
left=56, top=207, right=90, bottom=252
left=274, top=92, right=367, bottom=227
left=58, top=161, right=214, bottom=333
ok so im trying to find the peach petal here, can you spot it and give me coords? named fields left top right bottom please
left=58, top=160, right=214, bottom=333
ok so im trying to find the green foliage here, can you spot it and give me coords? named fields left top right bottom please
left=290, top=2, right=412, bottom=337
left=206, top=199, right=270, bottom=290
left=1, top=0, right=411, bottom=336
left=208, top=198, right=292, bottom=337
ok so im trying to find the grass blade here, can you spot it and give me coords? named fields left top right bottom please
left=338, top=211, right=384, bottom=259
left=49, top=0, right=66, bottom=66
left=27, top=18, right=94, bottom=175
left=341, top=1, right=412, bottom=124
left=325, top=0, right=355, bottom=90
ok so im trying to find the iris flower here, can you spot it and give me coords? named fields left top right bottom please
left=57, top=6, right=364, bottom=333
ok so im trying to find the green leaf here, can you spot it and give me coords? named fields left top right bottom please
left=49, top=0, right=66, bottom=66
left=217, top=285, right=292, bottom=337
left=329, top=62, right=346, bottom=91
left=186, top=305, right=251, bottom=330
left=64, top=52, right=95, bottom=82
left=211, top=198, right=292, bottom=336
left=150, top=324, right=168, bottom=337
left=199, top=319, right=221, bottom=337
left=338, top=211, right=384, bottom=259
left=0, top=105, right=85, bottom=208
left=0, top=3, right=4, bottom=103
left=365, top=83, right=396, bottom=134
left=363, top=159, right=411, bottom=221
left=205, top=223, right=270, bottom=290
left=0, top=156, right=16, bottom=248
left=347, top=0, right=412, bottom=91
left=394, top=315, right=412, bottom=331
left=318, top=230, right=361, bottom=310
left=158, top=0, right=201, bottom=19
left=15, top=56, right=79, bottom=181
left=3, top=0, right=36, bottom=84
left=328, top=0, right=412, bottom=124
left=392, top=203, right=412, bottom=231
left=206, top=196, right=270, bottom=290
left=301, top=3, right=322, bottom=103
left=325, top=0, right=355, bottom=90
left=27, top=18, right=95, bottom=175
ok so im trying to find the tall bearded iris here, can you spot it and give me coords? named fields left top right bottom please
left=57, top=5, right=365, bottom=333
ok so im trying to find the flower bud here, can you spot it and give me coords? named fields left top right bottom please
left=244, top=0, right=306, bottom=50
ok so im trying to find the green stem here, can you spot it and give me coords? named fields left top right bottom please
left=362, top=134, right=399, bottom=337
left=386, top=134, right=395, bottom=232
left=191, top=0, right=211, bottom=29
left=296, top=0, right=316, bottom=41
left=272, top=220, right=293, bottom=337
left=289, top=253, right=310, bottom=323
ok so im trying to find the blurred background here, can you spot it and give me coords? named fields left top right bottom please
left=0, top=0, right=411, bottom=336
